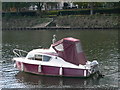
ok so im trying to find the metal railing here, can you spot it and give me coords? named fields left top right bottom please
left=13, top=49, right=28, bottom=57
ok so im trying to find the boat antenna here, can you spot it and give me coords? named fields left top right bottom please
left=52, top=34, right=56, bottom=44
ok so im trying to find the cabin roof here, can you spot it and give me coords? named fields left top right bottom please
left=28, top=48, right=58, bottom=57
left=64, top=37, right=79, bottom=42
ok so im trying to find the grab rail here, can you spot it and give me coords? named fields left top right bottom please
left=13, top=49, right=28, bottom=57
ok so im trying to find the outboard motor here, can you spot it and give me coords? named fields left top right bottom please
left=90, top=60, right=104, bottom=78
left=90, top=60, right=99, bottom=73
left=90, top=60, right=99, bottom=66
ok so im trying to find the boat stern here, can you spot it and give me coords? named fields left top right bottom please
left=85, top=60, right=99, bottom=77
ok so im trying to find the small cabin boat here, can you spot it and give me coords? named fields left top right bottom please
left=12, top=37, right=99, bottom=77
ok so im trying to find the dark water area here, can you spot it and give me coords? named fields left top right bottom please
left=1, top=30, right=119, bottom=89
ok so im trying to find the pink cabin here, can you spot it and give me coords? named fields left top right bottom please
left=52, top=37, right=87, bottom=65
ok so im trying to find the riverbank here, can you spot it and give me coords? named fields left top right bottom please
left=2, top=27, right=119, bottom=30
left=2, top=14, right=120, bottom=30
left=2, top=16, right=53, bottom=28
left=50, top=14, right=120, bottom=29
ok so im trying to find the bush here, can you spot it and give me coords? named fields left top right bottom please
left=2, top=11, right=37, bottom=17
left=46, top=10, right=59, bottom=15
left=57, top=8, right=120, bottom=15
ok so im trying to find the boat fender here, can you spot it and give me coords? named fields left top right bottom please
left=38, top=64, right=42, bottom=72
left=21, top=63, right=24, bottom=71
left=59, top=66, right=63, bottom=75
left=90, top=60, right=99, bottom=66
left=84, top=70, right=87, bottom=77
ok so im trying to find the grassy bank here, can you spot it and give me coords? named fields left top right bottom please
left=50, top=14, right=120, bottom=28
left=2, top=14, right=120, bottom=29
left=2, top=16, right=52, bottom=28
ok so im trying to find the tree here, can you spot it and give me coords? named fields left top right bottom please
left=2, top=2, right=30, bottom=12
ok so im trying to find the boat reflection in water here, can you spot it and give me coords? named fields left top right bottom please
left=15, top=71, right=101, bottom=88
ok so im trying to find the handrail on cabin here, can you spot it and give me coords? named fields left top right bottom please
left=13, top=49, right=28, bottom=57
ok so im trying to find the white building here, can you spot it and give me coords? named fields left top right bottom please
left=29, top=5, right=38, bottom=11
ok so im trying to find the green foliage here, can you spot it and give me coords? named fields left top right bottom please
left=2, top=2, right=44, bottom=12
left=2, top=2, right=30, bottom=11
left=2, top=2, right=120, bottom=17
left=46, top=10, right=59, bottom=15
left=2, top=11, right=37, bottom=17
left=58, top=8, right=120, bottom=15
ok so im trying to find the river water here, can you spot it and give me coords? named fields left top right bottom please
left=1, top=30, right=119, bottom=89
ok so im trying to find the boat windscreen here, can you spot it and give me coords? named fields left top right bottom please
left=54, top=43, right=64, bottom=51
left=42, top=55, right=51, bottom=62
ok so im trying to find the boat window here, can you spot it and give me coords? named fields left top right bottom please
left=35, top=54, right=42, bottom=61
left=54, top=44, right=64, bottom=51
left=34, top=54, right=51, bottom=62
left=42, top=55, right=51, bottom=62
left=27, top=53, right=34, bottom=60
